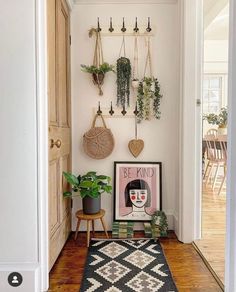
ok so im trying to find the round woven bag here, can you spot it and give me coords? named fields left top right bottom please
left=83, top=114, right=115, bottom=159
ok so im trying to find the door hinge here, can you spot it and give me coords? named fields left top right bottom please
left=69, top=35, right=71, bottom=46
left=196, top=99, right=201, bottom=106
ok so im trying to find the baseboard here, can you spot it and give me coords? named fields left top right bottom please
left=173, top=213, right=179, bottom=239
left=0, top=263, right=40, bottom=292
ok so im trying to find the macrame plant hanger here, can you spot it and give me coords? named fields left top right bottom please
left=143, top=35, right=153, bottom=79
left=137, top=34, right=162, bottom=122
left=116, top=30, right=131, bottom=107
left=131, top=33, right=140, bottom=89
left=92, top=28, right=104, bottom=95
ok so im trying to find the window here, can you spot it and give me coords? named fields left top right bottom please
left=203, top=75, right=223, bottom=113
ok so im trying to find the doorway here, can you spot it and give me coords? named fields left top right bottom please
left=194, top=0, right=229, bottom=288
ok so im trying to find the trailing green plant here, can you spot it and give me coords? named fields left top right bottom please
left=137, top=77, right=162, bottom=122
left=81, top=63, right=115, bottom=74
left=151, top=210, right=168, bottom=237
left=203, top=107, right=227, bottom=127
left=63, top=171, right=112, bottom=199
left=116, top=57, right=131, bottom=107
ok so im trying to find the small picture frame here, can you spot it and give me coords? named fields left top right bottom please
left=114, top=161, right=162, bottom=221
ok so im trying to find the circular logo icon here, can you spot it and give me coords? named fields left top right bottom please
left=8, top=272, right=23, bottom=287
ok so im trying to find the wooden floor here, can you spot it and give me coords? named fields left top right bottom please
left=49, top=231, right=222, bottom=292
left=194, top=180, right=226, bottom=287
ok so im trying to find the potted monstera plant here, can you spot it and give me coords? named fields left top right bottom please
left=63, top=171, right=112, bottom=214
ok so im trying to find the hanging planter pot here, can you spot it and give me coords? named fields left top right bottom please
left=92, top=72, right=105, bottom=95
left=131, top=79, right=139, bottom=89
left=81, top=28, right=114, bottom=96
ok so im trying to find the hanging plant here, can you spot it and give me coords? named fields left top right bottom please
left=116, top=57, right=131, bottom=107
left=81, top=63, right=114, bottom=95
left=81, top=28, right=114, bottom=96
left=136, top=35, right=162, bottom=122
left=137, top=77, right=162, bottom=122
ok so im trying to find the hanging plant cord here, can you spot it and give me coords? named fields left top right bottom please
left=137, top=35, right=162, bottom=122
left=132, top=33, right=139, bottom=81
left=116, top=35, right=131, bottom=107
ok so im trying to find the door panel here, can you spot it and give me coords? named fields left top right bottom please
left=49, top=161, right=60, bottom=235
left=48, top=0, right=57, bottom=125
left=57, top=0, right=70, bottom=127
left=48, top=0, right=71, bottom=271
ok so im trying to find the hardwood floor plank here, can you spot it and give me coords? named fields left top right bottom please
left=194, top=182, right=226, bottom=286
left=49, top=231, right=222, bottom=291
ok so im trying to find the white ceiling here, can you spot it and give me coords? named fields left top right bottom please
left=204, top=0, right=229, bottom=40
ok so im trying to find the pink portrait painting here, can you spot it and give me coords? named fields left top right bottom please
left=115, top=163, right=161, bottom=221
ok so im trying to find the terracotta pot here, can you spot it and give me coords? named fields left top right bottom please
left=218, top=126, right=227, bottom=135
left=92, top=73, right=104, bottom=95
left=92, top=72, right=104, bottom=86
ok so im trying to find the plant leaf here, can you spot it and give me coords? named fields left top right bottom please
left=63, top=191, right=72, bottom=197
left=63, top=172, right=79, bottom=186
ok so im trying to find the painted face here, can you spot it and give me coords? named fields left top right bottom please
left=129, top=189, right=148, bottom=208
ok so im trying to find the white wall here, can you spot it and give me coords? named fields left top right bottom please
left=204, top=40, right=228, bottom=74
left=71, top=2, right=180, bottom=231
left=0, top=0, right=40, bottom=290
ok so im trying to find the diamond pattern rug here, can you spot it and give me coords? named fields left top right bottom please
left=80, top=239, right=178, bottom=292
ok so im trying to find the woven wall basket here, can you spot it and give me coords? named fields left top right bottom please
left=83, top=114, right=115, bottom=159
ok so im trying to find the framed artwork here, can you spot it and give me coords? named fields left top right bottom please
left=114, top=161, right=162, bottom=221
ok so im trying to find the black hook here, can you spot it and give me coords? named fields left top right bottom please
left=109, top=17, right=114, bottom=32
left=97, top=17, right=102, bottom=32
left=146, top=17, right=152, bottom=32
left=97, top=101, right=102, bottom=115
left=109, top=102, right=114, bottom=116
left=133, top=103, right=139, bottom=116
left=121, top=104, right=127, bottom=116
left=133, top=17, right=139, bottom=33
left=121, top=17, right=126, bottom=33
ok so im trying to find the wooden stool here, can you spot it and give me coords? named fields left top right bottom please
left=74, top=209, right=109, bottom=247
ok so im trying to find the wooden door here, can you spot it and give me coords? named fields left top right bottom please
left=47, top=0, right=71, bottom=270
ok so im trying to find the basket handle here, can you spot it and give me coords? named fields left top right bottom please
left=92, top=114, right=107, bottom=128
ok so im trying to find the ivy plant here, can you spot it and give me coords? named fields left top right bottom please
left=116, top=57, right=131, bottom=107
left=137, top=77, right=162, bottom=122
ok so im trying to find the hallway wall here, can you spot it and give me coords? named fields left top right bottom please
left=0, top=0, right=40, bottom=290
left=71, top=1, right=180, bottom=231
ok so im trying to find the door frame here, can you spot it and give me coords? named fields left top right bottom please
left=178, top=0, right=203, bottom=243
left=36, top=0, right=236, bottom=290
left=35, top=0, right=49, bottom=290
left=225, top=0, right=236, bottom=290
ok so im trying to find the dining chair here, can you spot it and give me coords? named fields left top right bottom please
left=216, top=135, right=227, bottom=195
left=206, top=128, right=218, bottom=137
left=204, top=134, right=226, bottom=192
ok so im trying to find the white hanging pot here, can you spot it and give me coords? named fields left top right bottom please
left=132, top=79, right=139, bottom=89
left=151, top=80, right=155, bottom=91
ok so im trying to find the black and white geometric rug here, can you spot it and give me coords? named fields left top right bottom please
left=80, top=239, right=178, bottom=292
